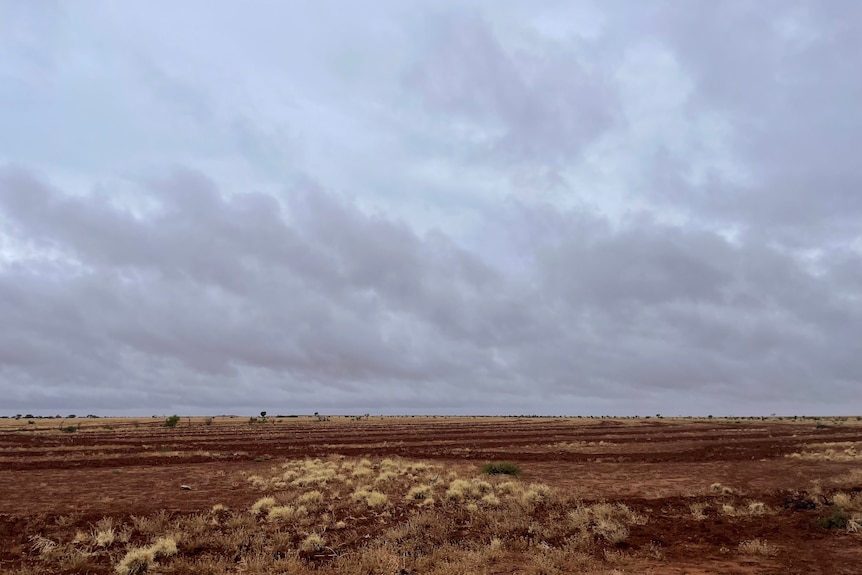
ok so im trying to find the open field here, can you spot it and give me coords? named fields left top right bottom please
left=1, top=416, right=861, bottom=574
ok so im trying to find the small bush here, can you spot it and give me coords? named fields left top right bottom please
left=480, top=462, right=522, bottom=475
left=60, top=425, right=78, bottom=433
left=164, top=415, right=180, bottom=428
left=820, top=506, right=849, bottom=529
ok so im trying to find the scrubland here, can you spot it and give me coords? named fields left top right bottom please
left=1, top=415, right=861, bottom=574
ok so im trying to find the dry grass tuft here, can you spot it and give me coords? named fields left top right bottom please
left=721, top=501, right=774, bottom=517
left=149, top=536, right=178, bottom=558
left=366, top=491, right=389, bottom=508
left=445, top=479, right=470, bottom=501
left=267, top=505, right=296, bottom=522
left=250, top=496, right=277, bottom=515
left=747, top=501, right=768, bottom=515
left=519, top=483, right=554, bottom=509
left=29, top=535, right=57, bottom=556
left=690, top=502, right=708, bottom=520
left=352, top=486, right=389, bottom=508
left=406, top=485, right=432, bottom=501
left=568, top=502, right=646, bottom=545
left=115, top=537, right=177, bottom=575
left=481, top=493, right=500, bottom=507
left=298, top=490, right=324, bottom=506
left=93, top=526, right=115, bottom=547
left=115, top=548, right=153, bottom=575
left=830, top=468, right=862, bottom=489
left=738, top=539, right=778, bottom=556
left=300, top=533, right=325, bottom=553
left=710, top=482, right=735, bottom=495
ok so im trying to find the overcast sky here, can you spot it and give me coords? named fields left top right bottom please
left=1, top=1, right=861, bottom=416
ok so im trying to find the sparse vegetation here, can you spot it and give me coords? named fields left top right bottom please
left=787, top=441, right=862, bottom=462
left=3, top=415, right=862, bottom=574
left=11, top=453, right=652, bottom=572
left=163, top=415, right=180, bottom=428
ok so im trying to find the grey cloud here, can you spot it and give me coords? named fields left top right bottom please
left=0, top=167, right=525, bottom=405
left=2, top=2, right=861, bottom=416
left=3, top=166, right=862, bottom=415
left=406, top=14, right=617, bottom=176
left=637, top=1, right=862, bottom=239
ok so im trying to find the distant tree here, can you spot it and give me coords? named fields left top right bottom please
left=164, top=414, right=181, bottom=428
left=260, top=411, right=267, bottom=418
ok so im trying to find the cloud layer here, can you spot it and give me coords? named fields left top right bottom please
left=1, top=1, right=861, bottom=415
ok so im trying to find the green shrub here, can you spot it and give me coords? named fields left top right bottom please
left=480, top=462, right=522, bottom=475
left=60, top=425, right=78, bottom=433
left=819, top=506, right=849, bottom=529
left=164, top=414, right=181, bottom=428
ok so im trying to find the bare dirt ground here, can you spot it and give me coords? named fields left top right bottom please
left=1, top=415, right=861, bottom=574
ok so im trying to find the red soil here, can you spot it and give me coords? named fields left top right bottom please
left=1, top=416, right=861, bottom=574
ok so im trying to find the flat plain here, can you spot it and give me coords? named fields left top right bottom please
left=1, top=415, right=861, bottom=574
